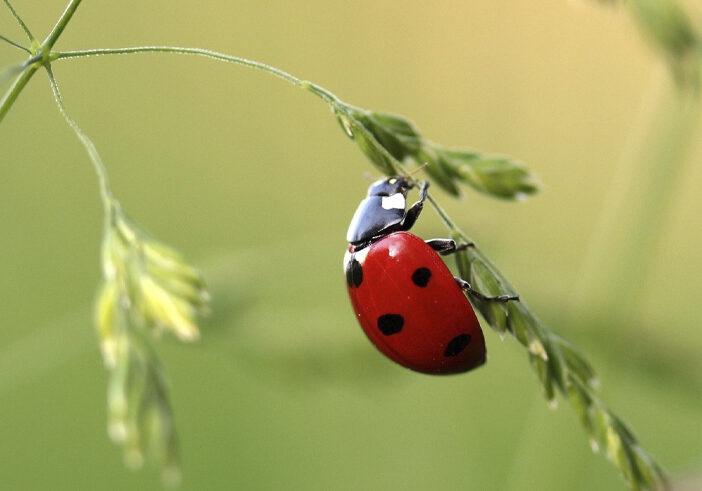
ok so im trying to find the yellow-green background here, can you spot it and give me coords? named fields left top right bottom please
left=1, top=1, right=701, bottom=489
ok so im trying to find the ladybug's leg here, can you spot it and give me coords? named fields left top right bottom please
left=398, top=180, right=429, bottom=232
left=454, top=277, right=519, bottom=303
left=426, top=239, right=475, bottom=256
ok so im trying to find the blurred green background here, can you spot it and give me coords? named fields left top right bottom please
left=1, top=1, right=701, bottom=489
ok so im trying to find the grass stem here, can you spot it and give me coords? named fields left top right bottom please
left=2, top=0, right=36, bottom=43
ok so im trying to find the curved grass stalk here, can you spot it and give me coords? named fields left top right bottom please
left=45, top=66, right=113, bottom=209
left=54, top=46, right=341, bottom=106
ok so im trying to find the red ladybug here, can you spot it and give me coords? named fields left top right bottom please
left=344, top=176, right=517, bottom=374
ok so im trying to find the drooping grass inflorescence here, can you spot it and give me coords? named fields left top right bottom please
left=3, top=0, right=698, bottom=488
left=44, top=63, right=209, bottom=484
left=96, top=202, right=208, bottom=485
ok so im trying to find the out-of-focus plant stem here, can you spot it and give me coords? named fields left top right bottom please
left=570, top=63, right=700, bottom=327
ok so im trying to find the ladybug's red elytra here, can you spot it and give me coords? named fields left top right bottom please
left=344, top=176, right=517, bottom=375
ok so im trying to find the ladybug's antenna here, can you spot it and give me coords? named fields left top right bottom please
left=404, top=162, right=429, bottom=178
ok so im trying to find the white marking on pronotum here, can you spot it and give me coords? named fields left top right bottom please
left=354, top=247, right=370, bottom=264
left=343, top=246, right=370, bottom=269
left=381, top=193, right=405, bottom=210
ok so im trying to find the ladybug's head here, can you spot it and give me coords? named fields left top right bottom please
left=366, top=176, right=413, bottom=198
left=347, top=176, right=415, bottom=246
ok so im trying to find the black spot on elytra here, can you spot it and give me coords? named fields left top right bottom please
left=346, top=256, right=363, bottom=288
left=411, top=267, right=431, bottom=287
left=377, top=314, right=404, bottom=335
left=444, top=334, right=471, bottom=357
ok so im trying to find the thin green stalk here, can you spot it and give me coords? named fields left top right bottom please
left=41, top=0, right=82, bottom=54
left=425, top=193, right=462, bottom=235
left=54, top=46, right=342, bottom=106
left=3, top=0, right=35, bottom=43
left=0, top=33, right=30, bottom=52
left=45, top=65, right=113, bottom=210
left=0, top=61, right=40, bottom=121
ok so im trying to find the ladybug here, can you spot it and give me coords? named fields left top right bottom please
left=344, top=176, right=517, bottom=375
